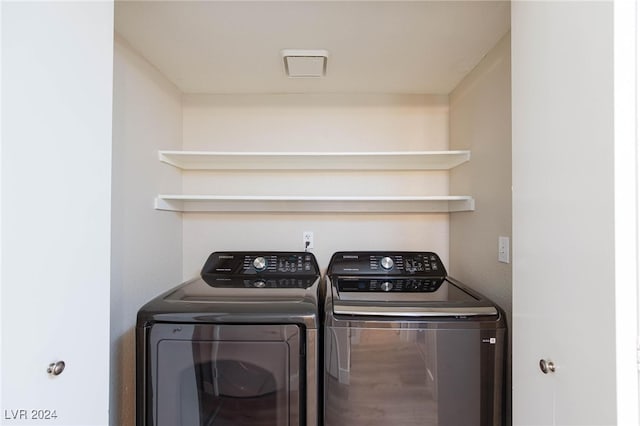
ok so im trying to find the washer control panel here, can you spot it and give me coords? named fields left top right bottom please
left=202, top=276, right=319, bottom=289
left=202, top=251, right=320, bottom=276
left=337, top=278, right=445, bottom=292
left=328, top=251, right=446, bottom=277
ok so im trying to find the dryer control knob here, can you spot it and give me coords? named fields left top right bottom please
left=380, top=281, right=393, bottom=292
left=380, top=256, right=394, bottom=270
left=253, top=256, right=267, bottom=271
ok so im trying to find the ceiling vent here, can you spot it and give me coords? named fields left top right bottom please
left=281, top=49, right=329, bottom=78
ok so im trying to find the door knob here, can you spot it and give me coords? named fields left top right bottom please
left=47, top=361, right=65, bottom=376
left=539, top=359, right=555, bottom=374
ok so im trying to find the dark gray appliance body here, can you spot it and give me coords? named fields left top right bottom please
left=137, top=251, right=321, bottom=426
left=323, top=251, right=506, bottom=426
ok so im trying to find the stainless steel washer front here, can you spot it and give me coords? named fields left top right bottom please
left=323, top=251, right=506, bottom=426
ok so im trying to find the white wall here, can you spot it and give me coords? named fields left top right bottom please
left=449, top=33, right=512, bottom=318
left=180, top=94, right=451, bottom=276
left=1, top=2, right=113, bottom=424
left=110, top=37, right=183, bottom=426
left=449, top=31, right=512, bottom=422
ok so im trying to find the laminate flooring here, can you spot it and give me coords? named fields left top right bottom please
left=197, top=392, right=285, bottom=426
left=324, top=331, right=438, bottom=426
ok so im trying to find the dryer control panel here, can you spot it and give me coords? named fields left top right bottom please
left=202, top=251, right=320, bottom=276
left=328, top=251, right=447, bottom=277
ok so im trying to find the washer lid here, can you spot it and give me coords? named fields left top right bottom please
left=138, top=275, right=322, bottom=328
left=167, top=276, right=320, bottom=301
left=331, top=277, right=498, bottom=318
left=335, top=277, right=462, bottom=300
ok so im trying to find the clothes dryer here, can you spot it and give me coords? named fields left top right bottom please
left=323, top=251, right=506, bottom=426
left=137, top=251, right=321, bottom=426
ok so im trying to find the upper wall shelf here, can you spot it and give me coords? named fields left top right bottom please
left=158, top=150, right=470, bottom=171
left=155, top=195, right=475, bottom=213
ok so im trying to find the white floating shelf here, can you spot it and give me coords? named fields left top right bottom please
left=155, top=195, right=475, bottom=213
left=158, top=150, right=470, bottom=171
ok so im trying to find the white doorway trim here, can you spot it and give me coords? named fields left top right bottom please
left=614, top=0, right=639, bottom=423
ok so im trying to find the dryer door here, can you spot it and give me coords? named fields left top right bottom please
left=144, top=323, right=302, bottom=426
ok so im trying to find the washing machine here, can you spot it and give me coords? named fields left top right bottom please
left=136, top=251, right=321, bottom=426
left=323, top=251, right=506, bottom=426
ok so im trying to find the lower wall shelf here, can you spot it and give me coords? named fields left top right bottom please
left=155, top=195, right=475, bottom=213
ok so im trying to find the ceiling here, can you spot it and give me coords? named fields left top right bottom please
left=114, top=1, right=510, bottom=95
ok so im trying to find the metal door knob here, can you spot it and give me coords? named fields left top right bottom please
left=47, top=361, right=65, bottom=376
left=539, top=359, right=555, bottom=374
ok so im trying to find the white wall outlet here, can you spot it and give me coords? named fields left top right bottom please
left=303, top=231, right=314, bottom=250
left=498, top=236, right=510, bottom=263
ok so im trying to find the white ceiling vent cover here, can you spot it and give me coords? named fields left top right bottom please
left=281, top=49, right=329, bottom=78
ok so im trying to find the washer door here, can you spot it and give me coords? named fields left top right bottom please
left=324, top=323, right=505, bottom=426
left=147, top=324, right=302, bottom=426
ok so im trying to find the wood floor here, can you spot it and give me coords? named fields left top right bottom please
left=197, top=392, right=286, bottom=426
left=324, top=330, right=438, bottom=426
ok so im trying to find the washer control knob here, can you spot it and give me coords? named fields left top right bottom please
left=380, top=281, right=393, bottom=292
left=380, top=256, right=394, bottom=270
left=253, top=256, right=267, bottom=271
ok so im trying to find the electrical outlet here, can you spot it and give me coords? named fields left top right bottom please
left=498, top=236, right=510, bottom=263
left=303, top=231, right=314, bottom=250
